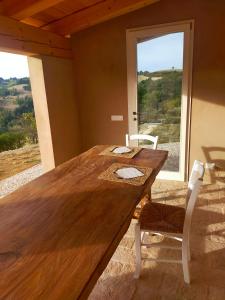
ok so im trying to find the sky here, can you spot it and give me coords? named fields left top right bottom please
left=0, top=52, right=29, bottom=79
left=137, top=32, right=184, bottom=72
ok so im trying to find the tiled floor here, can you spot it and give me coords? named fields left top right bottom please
left=89, top=174, right=225, bottom=300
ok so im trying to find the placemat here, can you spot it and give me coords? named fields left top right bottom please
left=99, top=145, right=142, bottom=159
left=98, top=163, right=153, bottom=186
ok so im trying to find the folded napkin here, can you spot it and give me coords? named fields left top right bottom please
left=112, top=146, right=132, bottom=154
left=115, top=167, right=144, bottom=179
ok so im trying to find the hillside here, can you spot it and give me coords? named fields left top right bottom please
left=137, top=69, right=183, bottom=144
left=0, top=77, right=31, bottom=110
left=0, top=77, right=38, bottom=153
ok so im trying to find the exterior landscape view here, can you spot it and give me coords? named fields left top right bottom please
left=137, top=69, right=182, bottom=171
left=0, top=77, right=40, bottom=181
left=137, top=32, right=184, bottom=173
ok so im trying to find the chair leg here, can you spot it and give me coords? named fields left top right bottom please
left=187, top=237, right=191, bottom=261
left=134, top=223, right=141, bottom=279
left=182, top=241, right=190, bottom=284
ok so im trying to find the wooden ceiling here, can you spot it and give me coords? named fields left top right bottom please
left=0, top=0, right=159, bottom=36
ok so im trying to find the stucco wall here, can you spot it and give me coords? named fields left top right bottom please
left=72, top=0, right=225, bottom=172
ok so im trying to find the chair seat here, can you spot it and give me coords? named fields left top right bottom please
left=139, top=202, right=185, bottom=234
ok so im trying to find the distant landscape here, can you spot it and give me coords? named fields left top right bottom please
left=0, top=77, right=38, bottom=152
left=137, top=69, right=182, bottom=144
left=0, top=77, right=40, bottom=180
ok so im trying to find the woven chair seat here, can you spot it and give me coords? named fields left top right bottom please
left=139, top=202, right=185, bottom=234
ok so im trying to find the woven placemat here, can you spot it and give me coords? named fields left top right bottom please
left=98, top=163, right=153, bottom=186
left=99, top=145, right=142, bottom=159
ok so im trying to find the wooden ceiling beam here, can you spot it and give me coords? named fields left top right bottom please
left=21, top=17, right=46, bottom=27
left=2, top=0, right=65, bottom=20
left=0, top=15, right=72, bottom=59
left=43, top=0, right=159, bottom=36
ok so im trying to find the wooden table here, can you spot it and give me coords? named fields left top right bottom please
left=0, top=145, right=167, bottom=300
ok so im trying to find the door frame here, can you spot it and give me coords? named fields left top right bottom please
left=126, top=20, right=194, bottom=181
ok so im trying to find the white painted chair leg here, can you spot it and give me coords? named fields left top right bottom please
left=182, top=241, right=190, bottom=284
left=187, top=237, right=191, bottom=261
left=134, top=223, right=141, bottom=279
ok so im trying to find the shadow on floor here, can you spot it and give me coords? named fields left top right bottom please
left=89, top=180, right=225, bottom=300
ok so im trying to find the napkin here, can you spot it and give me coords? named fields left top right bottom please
left=112, top=146, right=132, bottom=154
left=115, top=167, right=144, bottom=179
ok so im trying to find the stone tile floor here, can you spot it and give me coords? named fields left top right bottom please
left=89, top=177, right=225, bottom=300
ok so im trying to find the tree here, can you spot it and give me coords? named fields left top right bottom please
left=137, top=70, right=182, bottom=143
left=23, top=82, right=31, bottom=91
left=0, top=87, right=10, bottom=97
left=15, top=96, right=34, bottom=116
left=19, top=113, right=38, bottom=144
left=17, top=77, right=30, bottom=85
left=0, top=109, right=14, bottom=132
left=0, top=132, right=26, bottom=152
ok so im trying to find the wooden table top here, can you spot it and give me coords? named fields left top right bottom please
left=0, top=145, right=167, bottom=300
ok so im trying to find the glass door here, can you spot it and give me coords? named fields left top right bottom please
left=127, top=22, right=193, bottom=180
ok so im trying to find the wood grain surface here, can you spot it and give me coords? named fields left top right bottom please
left=0, top=145, right=167, bottom=300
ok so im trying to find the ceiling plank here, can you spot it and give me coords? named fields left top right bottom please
left=21, top=17, right=46, bottom=27
left=43, top=0, right=159, bottom=36
left=0, top=15, right=72, bottom=59
left=3, top=0, right=65, bottom=20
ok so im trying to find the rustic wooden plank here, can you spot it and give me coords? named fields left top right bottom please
left=19, top=0, right=104, bottom=31
left=0, top=34, right=72, bottom=58
left=0, top=145, right=167, bottom=299
left=0, top=14, right=72, bottom=58
left=21, top=16, right=47, bottom=27
left=2, top=0, right=65, bottom=20
left=43, top=0, right=159, bottom=35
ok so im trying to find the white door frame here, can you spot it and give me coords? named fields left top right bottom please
left=126, top=20, right=194, bottom=181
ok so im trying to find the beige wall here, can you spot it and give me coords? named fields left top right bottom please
left=41, top=56, right=80, bottom=165
left=71, top=0, right=225, bottom=172
left=29, top=55, right=80, bottom=171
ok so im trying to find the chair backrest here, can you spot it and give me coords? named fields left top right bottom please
left=183, top=160, right=204, bottom=238
left=183, top=178, right=203, bottom=239
left=188, top=160, right=205, bottom=190
left=125, top=134, right=158, bottom=150
left=185, top=160, right=205, bottom=207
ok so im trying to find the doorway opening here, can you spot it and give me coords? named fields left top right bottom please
left=127, top=21, right=193, bottom=181
left=0, top=51, right=42, bottom=197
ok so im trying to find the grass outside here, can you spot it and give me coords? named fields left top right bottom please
left=0, top=144, right=40, bottom=181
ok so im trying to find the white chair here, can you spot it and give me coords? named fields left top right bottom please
left=126, top=134, right=158, bottom=150
left=134, top=160, right=205, bottom=284
left=126, top=133, right=158, bottom=220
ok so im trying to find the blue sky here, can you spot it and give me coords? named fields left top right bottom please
left=137, top=32, right=184, bottom=72
left=0, top=52, right=29, bottom=78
